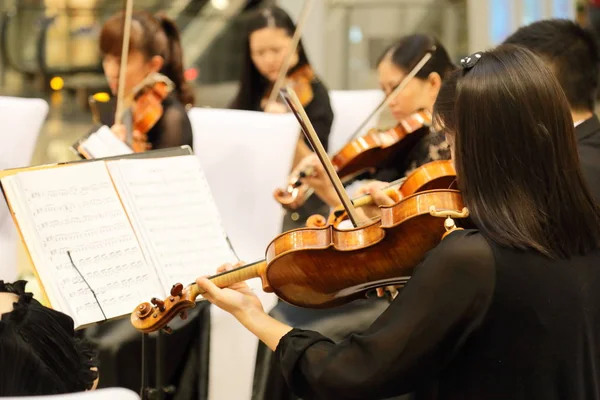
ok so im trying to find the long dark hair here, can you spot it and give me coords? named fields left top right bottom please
left=230, top=6, right=311, bottom=110
left=99, top=11, right=195, bottom=106
left=377, top=34, right=455, bottom=80
left=434, top=44, right=600, bottom=258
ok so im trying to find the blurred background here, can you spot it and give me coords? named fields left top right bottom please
left=0, top=0, right=584, bottom=166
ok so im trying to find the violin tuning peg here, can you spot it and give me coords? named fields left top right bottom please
left=170, top=283, right=184, bottom=297
left=162, top=326, right=173, bottom=335
left=136, top=302, right=153, bottom=319
left=150, top=297, right=166, bottom=312
left=180, top=310, right=188, bottom=320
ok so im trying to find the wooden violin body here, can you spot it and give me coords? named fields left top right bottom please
left=129, top=74, right=174, bottom=152
left=332, top=109, right=432, bottom=178
left=262, top=65, right=315, bottom=109
left=265, top=189, right=465, bottom=308
left=273, top=110, right=432, bottom=207
left=131, top=189, right=467, bottom=333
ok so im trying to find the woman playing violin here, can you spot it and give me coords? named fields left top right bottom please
left=250, top=35, right=455, bottom=400
left=99, top=11, right=194, bottom=150
left=230, top=6, right=334, bottom=231
left=197, top=45, right=600, bottom=399
left=289, top=34, right=453, bottom=213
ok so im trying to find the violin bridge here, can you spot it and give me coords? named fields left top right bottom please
left=429, top=206, right=470, bottom=239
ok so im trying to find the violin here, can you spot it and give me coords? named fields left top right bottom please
left=261, top=64, right=315, bottom=109
left=131, top=188, right=468, bottom=333
left=85, top=74, right=174, bottom=154
left=127, top=73, right=174, bottom=152
left=273, top=110, right=432, bottom=208
left=130, top=86, right=464, bottom=334
left=309, top=159, right=456, bottom=227
left=273, top=46, right=436, bottom=210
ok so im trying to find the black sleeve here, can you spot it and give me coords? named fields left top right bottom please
left=302, top=80, right=334, bottom=152
left=153, top=104, right=194, bottom=150
left=275, top=230, right=495, bottom=400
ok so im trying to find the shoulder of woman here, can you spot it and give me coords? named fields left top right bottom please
left=428, top=229, right=494, bottom=270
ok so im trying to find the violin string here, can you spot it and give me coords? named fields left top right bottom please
left=66, top=251, right=107, bottom=321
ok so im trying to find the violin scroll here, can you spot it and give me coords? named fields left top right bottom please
left=131, top=282, right=198, bottom=333
left=305, top=214, right=327, bottom=228
left=273, top=166, right=314, bottom=208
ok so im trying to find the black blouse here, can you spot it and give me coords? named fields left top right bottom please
left=275, top=230, right=600, bottom=400
left=144, top=94, right=194, bottom=150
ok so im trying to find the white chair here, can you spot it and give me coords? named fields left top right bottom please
left=188, top=107, right=299, bottom=400
left=0, top=96, right=48, bottom=282
left=327, top=90, right=385, bottom=155
left=2, top=388, right=140, bottom=400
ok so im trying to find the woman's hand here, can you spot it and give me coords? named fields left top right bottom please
left=196, top=262, right=294, bottom=351
left=195, top=262, right=264, bottom=319
left=110, top=124, right=127, bottom=141
left=112, top=124, right=151, bottom=151
left=356, top=180, right=396, bottom=219
left=287, top=153, right=340, bottom=208
left=264, top=101, right=289, bottom=114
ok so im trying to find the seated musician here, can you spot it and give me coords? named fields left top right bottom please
left=230, top=6, right=334, bottom=231
left=197, top=45, right=600, bottom=399
left=0, top=281, right=98, bottom=396
left=99, top=11, right=194, bottom=150
left=287, top=34, right=454, bottom=219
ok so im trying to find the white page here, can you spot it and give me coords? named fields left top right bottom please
left=81, top=125, right=134, bottom=159
left=2, top=162, right=163, bottom=327
left=107, top=155, right=237, bottom=292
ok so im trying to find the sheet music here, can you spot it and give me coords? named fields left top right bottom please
left=80, top=125, right=134, bottom=159
left=107, top=155, right=237, bottom=292
left=2, top=162, right=162, bottom=327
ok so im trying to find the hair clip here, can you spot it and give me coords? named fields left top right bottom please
left=262, top=9, right=275, bottom=28
left=460, top=53, right=482, bottom=70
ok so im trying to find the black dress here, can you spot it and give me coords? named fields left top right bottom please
left=252, top=128, right=451, bottom=400
left=275, top=230, right=600, bottom=400
left=145, top=94, right=194, bottom=150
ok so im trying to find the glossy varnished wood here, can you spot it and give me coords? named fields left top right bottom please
left=399, top=159, right=456, bottom=196
left=331, top=110, right=432, bottom=179
left=264, top=189, right=464, bottom=308
left=325, top=159, right=456, bottom=226
left=273, top=110, right=432, bottom=207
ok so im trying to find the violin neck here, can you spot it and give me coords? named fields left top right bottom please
left=188, top=260, right=266, bottom=298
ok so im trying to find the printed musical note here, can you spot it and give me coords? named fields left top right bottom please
left=107, top=156, right=237, bottom=292
left=3, top=162, right=163, bottom=327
